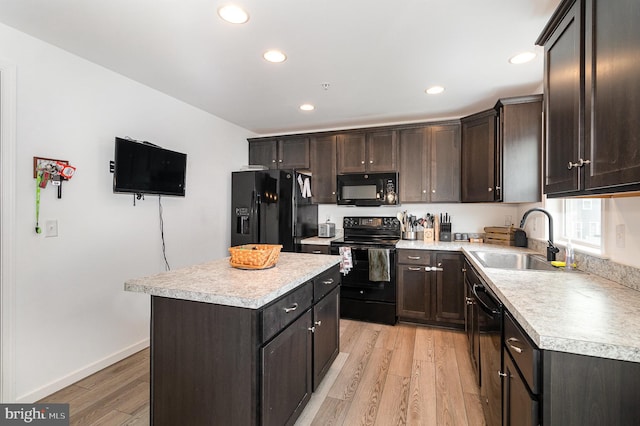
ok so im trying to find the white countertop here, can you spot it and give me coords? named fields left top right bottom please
left=124, top=252, right=341, bottom=309
left=401, top=242, right=640, bottom=363
left=300, top=230, right=343, bottom=246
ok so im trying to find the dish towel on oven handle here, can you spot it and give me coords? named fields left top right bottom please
left=339, top=246, right=353, bottom=275
left=368, top=248, right=390, bottom=282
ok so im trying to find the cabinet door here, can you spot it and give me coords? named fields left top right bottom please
left=397, top=263, right=433, bottom=321
left=278, top=137, right=310, bottom=170
left=310, top=135, right=337, bottom=203
left=543, top=0, right=583, bottom=195
left=584, top=0, right=640, bottom=190
left=435, top=252, right=465, bottom=325
left=249, top=139, right=278, bottom=169
left=367, top=130, right=398, bottom=172
left=313, top=286, right=340, bottom=390
left=503, top=352, right=539, bottom=426
left=399, top=127, right=429, bottom=202
left=461, top=111, right=498, bottom=202
left=464, top=279, right=480, bottom=384
left=430, top=124, right=461, bottom=202
left=500, top=98, right=543, bottom=203
left=262, top=309, right=313, bottom=426
left=337, top=133, right=367, bottom=173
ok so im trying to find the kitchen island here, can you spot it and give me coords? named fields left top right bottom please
left=125, top=252, right=342, bottom=426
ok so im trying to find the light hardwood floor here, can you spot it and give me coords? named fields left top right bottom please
left=39, top=320, right=485, bottom=426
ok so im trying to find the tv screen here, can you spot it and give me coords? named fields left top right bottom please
left=113, top=137, right=187, bottom=196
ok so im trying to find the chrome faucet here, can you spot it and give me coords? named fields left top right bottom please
left=519, top=208, right=560, bottom=261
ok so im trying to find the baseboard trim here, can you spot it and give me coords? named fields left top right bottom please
left=16, top=338, right=150, bottom=403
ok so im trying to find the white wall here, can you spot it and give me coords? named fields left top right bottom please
left=319, top=203, right=520, bottom=235
left=0, top=23, right=253, bottom=401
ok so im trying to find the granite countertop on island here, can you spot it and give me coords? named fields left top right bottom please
left=125, top=252, right=341, bottom=309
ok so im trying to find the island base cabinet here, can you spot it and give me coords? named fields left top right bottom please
left=262, top=310, right=313, bottom=426
left=151, top=296, right=259, bottom=426
left=313, top=286, right=340, bottom=390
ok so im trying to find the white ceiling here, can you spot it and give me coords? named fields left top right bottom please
left=0, top=0, right=561, bottom=135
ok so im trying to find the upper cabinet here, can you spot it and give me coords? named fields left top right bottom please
left=461, top=95, right=542, bottom=203
left=337, top=130, right=398, bottom=173
left=248, top=137, right=310, bottom=170
left=538, top=0, right=640, bottom=197
left=309, top=135, right=337, bottom=204
left=399, top=123, right=461, bottom=203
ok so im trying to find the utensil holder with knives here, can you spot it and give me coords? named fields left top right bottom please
left=440, top=222, right=452, bottom=242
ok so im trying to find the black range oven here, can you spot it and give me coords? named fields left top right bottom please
left=330, top=216, right=400, bottom=325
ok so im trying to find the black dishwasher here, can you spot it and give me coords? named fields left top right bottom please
left=465, top=260, right=503, bottom=426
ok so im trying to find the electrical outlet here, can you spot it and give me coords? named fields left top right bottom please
left=504, top=215, right=512, bottom=226
left=45, top=220, right=58, bottom=237
left=616, top=224, right=625, bottom=248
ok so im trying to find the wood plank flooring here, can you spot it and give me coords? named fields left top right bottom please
left=39, top=320, right=485, bottom=426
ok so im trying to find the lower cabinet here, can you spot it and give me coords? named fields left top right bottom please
left=397, top=249, right=464, bottom=327
left=262, top=310, right=313, bottom=426
left=150, top=264, right=341, bottom=426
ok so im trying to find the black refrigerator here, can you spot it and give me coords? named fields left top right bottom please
left=231, top=170, right=318, bottom=252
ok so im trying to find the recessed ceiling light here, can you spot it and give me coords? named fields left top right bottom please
left=217, top=5, right=249, bottom=24
left=263, top=50, right=287, bottom=63
left=425, top=86, right=445, bottom=95
left=300, top=104, right=315, bottom=111
left=509, top=51, right=536, bottom=64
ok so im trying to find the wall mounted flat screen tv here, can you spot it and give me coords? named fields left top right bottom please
left=113, top=137, right=187, bottom=196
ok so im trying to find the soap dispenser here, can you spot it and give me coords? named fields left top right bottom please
left=565, top=239, right=575, bottom=270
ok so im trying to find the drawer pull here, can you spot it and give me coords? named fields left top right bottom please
left=408, top=256, right=421, bottom=260
left=408, top=267, right=422, bottom=271
left=314, top=320, right=322, bottom=326
left=498, top=370, right=507, bottom=377
left=322, top=278, right=334, bottom=285
left=506, top=337, right=523, bottom=354
left=308, top=326, right=315, bottom=333
left=283, top=303, right=298, bottom=313
left=312, top=250, right=322, bottom=254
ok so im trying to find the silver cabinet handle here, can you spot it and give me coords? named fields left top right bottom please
left=506, top=337, right=523, bottom=354
left=408, top=256, right=421, bottom=260
left=314, top=320, right=322, bottom=326
left=369, top=160, right=373, bottom=164
left=424, top=266, right=432, bottom=272
left=278, top=159, right=283, bottom=163
left=568, top=158, right=592, bottom=169
left=283, top=303, right=298, bottom=313
left=361, top=160, right=365, bottom=164
left=423, top=189, right=427, bottom=193
left=488, top=187, right=493, bottom=192
left=408, top=267, right=422, bottom=271
left=438, top=262, right=442, bottom=267
left=360, top=290, right=364, bottom=294
left=432, top=189, right=436, bottom=193
left=465, top=297, right=473, bottom=305
left=322, top=278, right=334, bottom=285
left=308, top=326, right=315, bottom=332
left=272, top=159, right=276, bottom=163
left=498, top=371, right=507, bottom=377
left=312, top=250, right=322, bottom=254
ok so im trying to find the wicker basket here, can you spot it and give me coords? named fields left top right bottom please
left=229, top=244, right=283, bottom=269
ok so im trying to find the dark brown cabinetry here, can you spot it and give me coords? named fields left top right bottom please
left=399, top=124, right=461, bottom=203
left=538, top=0, right=640, bottom=196
left=309, top=135, right=337, bottom=203
left=461, top=96, right=542, bottom=203
left=461, top=110, right=499, bottom=202
left=337, top=130, right=397, bottom=173
left=150, top=265, right=340, bottom=426
left=397, top=250, right=464, bottom=327
left=300, top=244, right=331, bottom=255
left=249, top=137, right=310, bottom=170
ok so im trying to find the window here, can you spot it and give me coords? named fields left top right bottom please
left=562, top=198, right=602, bottom=248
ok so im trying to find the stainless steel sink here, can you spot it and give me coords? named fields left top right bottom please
left=469, top=251, right=557, bottom=271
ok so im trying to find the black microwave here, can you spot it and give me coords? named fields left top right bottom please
left=336, top=172, right=399, bottom=206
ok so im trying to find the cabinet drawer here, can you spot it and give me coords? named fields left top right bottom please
left=313, top=266, right=340, bottom=301
left=397, top=249, right=432, bottom=265
left=504, top=311, right=540, bottom=394
left=263, top=282, right=313, bottom=342
left=300, top=244, right=330, bottom=255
